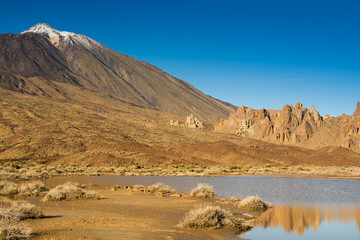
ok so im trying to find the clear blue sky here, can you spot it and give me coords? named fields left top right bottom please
left=1, top=0, right=359, bottom=116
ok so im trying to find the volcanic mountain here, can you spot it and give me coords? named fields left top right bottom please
left=0, top=23, right=235, bottom=123
left=1, top=24, right=360, bottom=166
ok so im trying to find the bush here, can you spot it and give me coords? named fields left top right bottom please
left=0, top=181, right=47, bottom=197
left=228, top=165, right=242, bottom=170
left=171, top=164, right=185, bottom=169
left=0, top=202, right=43, bottom=222
left=18, top=182, right=47, bottom=197
left=12, top=202, right=43, bottom=220
left=238, top=196, right=271, bottom=211
left=0, top=219, right=31, bottom=240
left=133, top=184, right=145, bottom=190
left=42, top=182, right=101, bottom=201
left=177, top=205, right=251, bottom=230
left=190, top=183, right=217, bottom=198
left=0, top=206, right=19, bottom=222
left=0, top=182, right=20, bottom=196
left=147, top=182, right=176, bottom=194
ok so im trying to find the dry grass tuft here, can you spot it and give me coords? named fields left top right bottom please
left=190, top=183, right=217, bottom=198
left=42, top=182, right=101, bottom=201
left=0, top=182, right=16, bottom=196
left=0, top=202, right=43, bottom=221
left=177, top=205, right=251, bottom=230
left=238, top=196, right=271, bottom=211
left=0, top=206, right=19, bottom=222
left=0, top=219, right=31, bottom=240
left=0, top=201, right=40, bottom=239
left=11, top=202, right=43, bottom=220
left=133, top=184, right=145, bottom=191
left=147, top=182, right=176, bottom=194
left=0, top=181, right=47, bottom=197
left=18, top=182, right=47, bottom=197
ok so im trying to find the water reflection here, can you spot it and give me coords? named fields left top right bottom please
left=241, top=205, right=360, bottom=239
left=4, top=175, right=360, bottom=239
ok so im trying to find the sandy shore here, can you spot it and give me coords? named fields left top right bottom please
left=2, top=164, right=360, bottom=183
left=25, top=188, right=248, bottom=240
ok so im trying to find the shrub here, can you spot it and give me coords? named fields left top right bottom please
left=42, top=182, right=101, bottom=201
left=177, top=205, right=251, bottom=230
left=133, top=184, right=145, bottom=190
left=0, top=182, right=17, bottom=196
left=0, top=206, right=19, bottom=222
left=147, top=182, right=176, bottom=194
left=196, top=165, right=207, bottom=169
left=18, top=182, right=47, bottom=197
left=0, top=219, right=31, bottom=240
left=155, top=164, right=167, bottom=169
left=0, top=202, right=43, bottom=221
left=228, top=165, right=242, bottom=170
left=238, top=196, right=271, bottom=211
left=280, top=165, right=289, bottom=169
left=190, top=183, right=217, bottom=198
left=0, top=181, right=47, bottom=197
left=171, top=164, right=185, bottom=169
left=12, top=202, right=43, bottom=220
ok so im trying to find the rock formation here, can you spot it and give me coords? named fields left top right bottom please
left=354, top=101, right=360, bottom=116
left=184, top=114, right=205, bottom=129
left=169, top=114, right=205, bottom=129
left=214, top=102, right=360, bottom=152
left=213, top=106, right=271, bottom=137
left=271, top=102, right=323, bottom=143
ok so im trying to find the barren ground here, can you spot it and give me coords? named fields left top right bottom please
left=1, top=89, right=360, bottom=168
left=26, top=188, right=246, bottom=240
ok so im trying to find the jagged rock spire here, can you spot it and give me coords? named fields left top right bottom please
left=354, top=101, right=360, bottom=116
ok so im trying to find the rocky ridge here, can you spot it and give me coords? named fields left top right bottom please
left=214, top=102, right=360, bottom=152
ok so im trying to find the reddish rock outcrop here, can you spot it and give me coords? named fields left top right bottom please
left=184, top=114, right=205, bottom=129
left=271, top=102, right=322, bottom=143
left=214, top=102, right=360, bottom=152
left=169, top=114, right=205, bottom=129
left=213, top=106, right=271, bottom=137
left=354, top=101, right=360, bottom=116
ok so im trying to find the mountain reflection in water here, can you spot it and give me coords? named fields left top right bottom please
left=253, top=205, right=360, bottom=236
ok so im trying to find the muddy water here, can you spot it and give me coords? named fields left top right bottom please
left=44, top=175, right=360, bottom=240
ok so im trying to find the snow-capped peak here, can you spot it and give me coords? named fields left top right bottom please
left=22, top=23, right=102, bottom=49
left=22, top=23, right=73, bottom=38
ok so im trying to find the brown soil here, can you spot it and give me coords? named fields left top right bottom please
left=1, top=89, right=360, bottom=168
left=26, top=189, right=245, bottom=240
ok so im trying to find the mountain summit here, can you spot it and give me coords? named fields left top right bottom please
left=0, top=24, right=235, bottom=122
left=22, top=23, right=102, bottom=49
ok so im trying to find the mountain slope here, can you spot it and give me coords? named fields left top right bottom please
left=0, top=23, right=235, bottom=123
left=1, top=88, right=359, bottom=167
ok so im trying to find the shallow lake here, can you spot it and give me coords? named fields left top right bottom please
left=44, top=175, right=360, bottom=240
